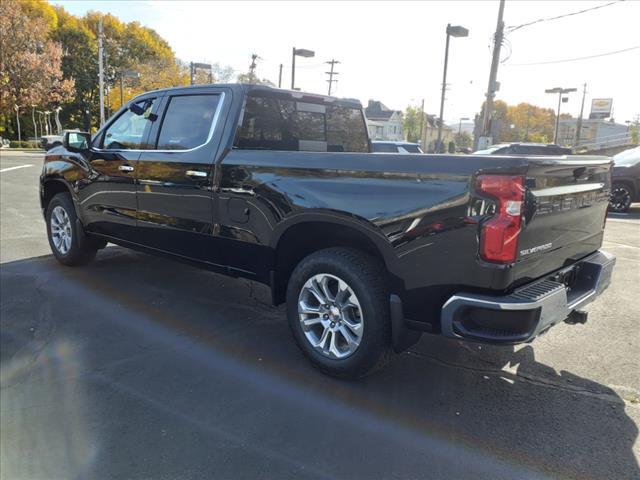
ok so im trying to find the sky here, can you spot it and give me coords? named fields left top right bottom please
left=53, top=0, right=640, bottom=125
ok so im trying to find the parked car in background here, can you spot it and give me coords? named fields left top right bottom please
left=39, top=84, right=615, bottom=378
left=41, top=129, right=80, bottom=151
left=474, top=143, right=572, bottom=156
left=610, top=146, right=640, bottom=213
left=372, top=141, right=423, bottom=153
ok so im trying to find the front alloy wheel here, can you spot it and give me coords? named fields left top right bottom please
left=50, top=205, right=73, bottom=254
left=298, top=273, right=364, bottom=359
left=610, top=184, right=632, bottom=213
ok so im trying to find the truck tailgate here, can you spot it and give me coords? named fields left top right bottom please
left=514, top=156, right=612, bottom=283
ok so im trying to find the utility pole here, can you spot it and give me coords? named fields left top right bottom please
left=278, top=64, right=283, bottom=88
left=524, top=107, right=532, bottom=141
left=575, top=83, right=587, bottom=146
left=98, top=19, right=105, bottom=127
left=325, top=59, right=340, bottom=95
left=480, top=0, right=506, bottom=148
left=249, top=53, right=260, bottom=81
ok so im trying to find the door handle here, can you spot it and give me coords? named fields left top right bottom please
left=118, top=165, right=135, bottom=172
left=186, top=170, right=207, bottom=178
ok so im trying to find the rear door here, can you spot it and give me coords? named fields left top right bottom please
left=515, top=156, right=612, bottom=280
left=134, top=89, right=228, bottom=261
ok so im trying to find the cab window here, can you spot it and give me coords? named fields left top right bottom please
left=101, top=99, right=156, bottom=150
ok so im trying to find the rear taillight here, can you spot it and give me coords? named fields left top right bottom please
left=476, top=175, right=525, bottom=264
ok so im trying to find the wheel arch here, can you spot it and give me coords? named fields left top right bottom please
left=41, top=177, right=83, bottom=222
left=270, top=213, right=402, bottom=305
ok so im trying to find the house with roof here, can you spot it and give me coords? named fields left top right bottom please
left=364, top=100, right=403, bottom=141
left=421, top=114, right=454, bottom=152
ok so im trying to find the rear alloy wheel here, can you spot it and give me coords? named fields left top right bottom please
left=297, top=273, right=364, bottom=359
left=286, top=248, right=393, bottom=379
left=610, top=183, right=632, bottom=213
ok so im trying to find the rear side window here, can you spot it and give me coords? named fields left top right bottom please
left=156, top=94, right=220, bottom=150
left=234, top=94, right=369, bottom=153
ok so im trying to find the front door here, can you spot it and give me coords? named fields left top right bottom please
left=79, top=96, right=160, bottom=241
left=134, top=90, right=227, bottom=262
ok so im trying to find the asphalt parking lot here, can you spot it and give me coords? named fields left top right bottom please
left=1, top=150, right=639, bottom=480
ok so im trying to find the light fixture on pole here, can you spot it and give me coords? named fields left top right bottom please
left=458, top=117, right=470, bottom=136
left=119, top=70, right=140, bottom=107
left=291, top=47, right=315, bottom=90
left=545, top=87, right=577, bottom=144
left=436, top=24, right=469, bottom=153
left=191, top=62, right=213, bottom=85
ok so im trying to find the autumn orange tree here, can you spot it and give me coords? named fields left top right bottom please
left=478, top=100, right=571, bottom=144
left=0, top=0, right=74, bottom=140
left=2, top=1, right=237, bottom=138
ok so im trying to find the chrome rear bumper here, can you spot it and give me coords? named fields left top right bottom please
left=441, top=250, right=616, bottom=344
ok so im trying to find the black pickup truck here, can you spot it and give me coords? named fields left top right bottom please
left=40, top=84, right=615, bottom=378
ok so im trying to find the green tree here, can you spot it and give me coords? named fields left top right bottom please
left=478, top=100, right=563, bottom=144
left=454, top=131, right=472, bottom=149
left=402, top=105, right=424, bottom=142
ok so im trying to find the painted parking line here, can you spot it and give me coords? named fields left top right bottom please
left=0, top=164, right=33, bottom=173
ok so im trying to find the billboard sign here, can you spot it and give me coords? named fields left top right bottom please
left=589, top=98, right=613, bottom=119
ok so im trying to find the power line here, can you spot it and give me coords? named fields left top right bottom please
left=507, top=45, right=640, bottom=66
left=507, top=0, right=623, bottom=33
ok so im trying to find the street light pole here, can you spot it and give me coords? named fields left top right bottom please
left=190, top=63, right=212, bottom=86
left=291, top=47, right=315, bottom=90
left=291, top=48, right=296, bottom=90
left=419, top=99, right=425, bottom=145
left=119, top=70, right=140, bottom=108
left=546, top=87, right=577, bottom=144
left=436, top=24, right=468, bottom=153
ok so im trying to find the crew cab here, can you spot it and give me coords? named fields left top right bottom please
left=40, top=84, right=615, bottom=378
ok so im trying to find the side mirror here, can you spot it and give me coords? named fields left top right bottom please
left=63, top=131, right=91, bottom=152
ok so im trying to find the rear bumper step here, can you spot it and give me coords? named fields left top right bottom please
left=441, top=250, right=615, bottom=344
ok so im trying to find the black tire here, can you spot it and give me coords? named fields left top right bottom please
left=610, top=182, right=633, bottom=213
left=46, top=192, right=99, bottom=266
left=286, top=247, right=393, bottom=379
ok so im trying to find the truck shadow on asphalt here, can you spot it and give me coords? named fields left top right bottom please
left=1, top=247, right=638, bottom=480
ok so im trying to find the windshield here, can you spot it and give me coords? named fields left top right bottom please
left=613, top=147, right=640, bottom=166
